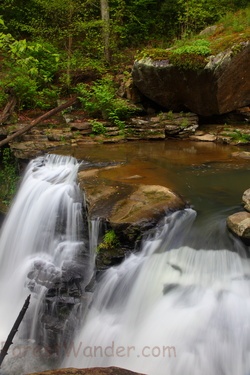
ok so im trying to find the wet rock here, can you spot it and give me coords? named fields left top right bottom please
left=27, top=260, right=61, bottom=288
left=79, top=166, right=186, bottom=268
left=132, top=42, right=250, bottom=116
left=232, top=151, right=250, bottom=159
left=189, top=134, right=216, bottom=142
left=70, top=122, right=92, bottom=131
left=110, top=184, right=185, bottom=237
left=163, top=283, right=179, bottom=295
left=227, top=211, right=250, bottom=242
left=26, top=366, right=146, bottom=375
left=243, top=189, right=250, bottom=212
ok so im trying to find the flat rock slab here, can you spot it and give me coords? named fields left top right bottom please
left=189, top=134, right=217, bottom=142
left=26, top=366, right=145, bottom=375
left=78, top=164, right=186, bottom=247
left=110, top=184, right=184, bottom=225
left=79, top=166, right=185, bottom=225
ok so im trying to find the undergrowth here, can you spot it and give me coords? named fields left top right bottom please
left=0, top=148, right=19, bottom=207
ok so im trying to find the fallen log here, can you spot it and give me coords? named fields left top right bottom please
left=0, top=96, right=78, bottom=148
left=0, top=294, right=31, bottom=367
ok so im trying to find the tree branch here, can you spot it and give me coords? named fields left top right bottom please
left=0, top=97, right=78, bottom=148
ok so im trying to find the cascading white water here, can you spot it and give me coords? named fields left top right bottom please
left=65, top=209, right=250, bottom=375
left=1, top=151, right=249, bottom=375
left=0, top=154, right=90, bottom=374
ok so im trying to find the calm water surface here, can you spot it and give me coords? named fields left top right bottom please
left=55, top=140, right=250, bottom=214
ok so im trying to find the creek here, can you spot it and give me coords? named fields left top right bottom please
left=0, top=140, right=249, bottom=375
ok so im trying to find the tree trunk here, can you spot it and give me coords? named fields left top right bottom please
left=100, top=0, right=111, bottom=63
left=0, top=96, right=17, bottom=125
left=0, top=97, right=78, bottom=148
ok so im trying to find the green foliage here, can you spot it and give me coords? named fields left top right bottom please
left=0, top=31, right=60, bottom=109
left=165, top=111, right=174, bottom=120
left=110, top=0, right=180, bottom=46
left=76, top=76, right=134, bottom=127
left=170, top=52, right=208, bottom=70
left=34, top=86, right=60, bottom=110
left=169, top=39, right=211, bottom=70
left=180, top=118, right=189, bottom=128
left=97, top=229, right=120, bottom=252
left=220, top=7, right=250, bottom=31
left=0, top=90, right=8, bottom=108
left=90, top=120, right=107, bottom=135
left=0, top=148, right=19, bottom=207
left=228, top=129, right=250, bottom=143
left=177, top=0, right=230, bottom=37
left=172, top=39, right=211, bottom=55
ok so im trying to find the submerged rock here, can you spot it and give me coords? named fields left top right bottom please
left=190, top=133, right=216, bottom=142
left=232, top=151, right=250, bottom=159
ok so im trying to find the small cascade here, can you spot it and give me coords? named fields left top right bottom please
left=89, top=219, right=101, bottom=257
left=65, top=209, right=250, bottom=375
left=0, top=154, right=93, bottom=374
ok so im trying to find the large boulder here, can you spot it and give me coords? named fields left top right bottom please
left=132, top=42, right=250, bottom=116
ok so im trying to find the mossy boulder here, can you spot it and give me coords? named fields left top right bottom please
left=132, top=42, right=250, bottom=116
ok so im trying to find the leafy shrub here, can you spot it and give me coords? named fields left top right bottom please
left=0, top=148, right=19, bottom=207
left=90, top=120, right=107, bottom=135
left=34, top=86, right=60, bottom=109
left=0, top=29, right=60, bottom=109
left=229, top=129, right=250, bottom=142
left=172, top=39, right=211, bottom=55
left=97, top=230, right=120, bottom=252
left=76, top=76, right=134, bottom=128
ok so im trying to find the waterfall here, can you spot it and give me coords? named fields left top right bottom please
left=1, top=152, right=250, bottom=375
left=65, top=209, right=250, bottom=375
left=0, top=154, right=92, bottom=374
